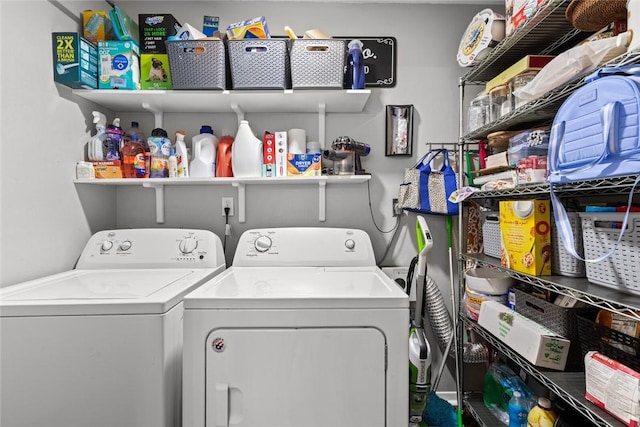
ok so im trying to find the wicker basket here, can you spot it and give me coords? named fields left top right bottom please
left=290, top=39, right=345, bottom=89
left=166, top=40, right=226, bottom=90
left=565, top=0, right=627, bottom=31
left=551, top=212, right=586, bottom=277
left=228, top=39, right=290, bottom=90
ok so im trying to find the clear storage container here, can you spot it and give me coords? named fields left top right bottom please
left=467, top=93, right=492, bottom=132
left=511, top=71, right=538, bottom=110
left=489, top=84, right=511, bottom=121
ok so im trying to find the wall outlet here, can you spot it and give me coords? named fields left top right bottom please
left=221, top=197, right=234, bottom=216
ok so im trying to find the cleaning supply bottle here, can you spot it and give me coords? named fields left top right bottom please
left=232, top=120, right=263, bottom=177
left=105, top=117, right=123, bottom=160
left=346, top=39, right=365, bottom=90
left=216, top=129, right=234, bottom=177
left=190, top=125, right=216, bottom=178
left=147, top=128, right=171, bottom=178
left=508, top=391, right=529, bottom=427
left=168, top=147, right=178, bottom=178
left=124, top=121, right=147, bottom=150
left=122, top=134, right=147, bottom=178
left=174, top=130, right=189, bottom=178
left=527, top=397, right=557, bottom=427
left=88, top=111, right=107, bottom=161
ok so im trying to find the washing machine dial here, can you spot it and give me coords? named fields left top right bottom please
left=345, top=239, right=356, bottom=250
left=179, top=237, right=198, bottom=254
left=101, top=240, right=114, bottom=252
left=119, top=240, right=132, bottom=251
left=254, top=235, right=272, bottom=252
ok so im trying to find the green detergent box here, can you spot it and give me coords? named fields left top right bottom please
left=52, top=32, right=98, bottom=89
left=98, top=40, right=140, bottom=90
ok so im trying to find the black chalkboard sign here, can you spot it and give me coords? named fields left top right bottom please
left=335, top=37, right=397, bottom=88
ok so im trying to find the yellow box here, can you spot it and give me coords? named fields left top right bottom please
left=485, top=55, right=554, bottom=92
left=82, top=11, right=113, bottom=44
left=91, top=161, right=123, bottom=179
left=499, top=199, right=551, bottom=275
left=286, top=154, right=321, bottom=176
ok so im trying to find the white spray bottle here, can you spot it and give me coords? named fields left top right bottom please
left=89, top=111, right=107, bottom=161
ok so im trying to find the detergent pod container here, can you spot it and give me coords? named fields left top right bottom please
left=232, top=120, right=263, bottom=177
left=457, top=9, right=505, bottom=67
left=190, top=125, right=217, bottom=178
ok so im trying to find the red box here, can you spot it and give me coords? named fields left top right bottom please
left=506, top=0, right=546, bottom=36
left=262, top=132, right=275, bottom=177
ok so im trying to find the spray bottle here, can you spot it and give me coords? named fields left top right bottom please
left=409, top=216, right=434, bottom=427
left=88, top=111, right=107, bottom=161
left=105, top=117, right=123, bottom=161
left=346, top=39, right=365, bottom=90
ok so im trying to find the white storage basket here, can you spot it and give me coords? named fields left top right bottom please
left=579, top=212, right=640, bottom=295
left=551, top=212, right=586, bottom=277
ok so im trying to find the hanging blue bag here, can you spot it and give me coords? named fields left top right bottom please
left=417, top=149, right=459, bottom=215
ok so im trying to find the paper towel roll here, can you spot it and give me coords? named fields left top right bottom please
left=287, top=128, right=306, bottom=154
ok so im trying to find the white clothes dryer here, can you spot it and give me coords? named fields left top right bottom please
left=0, top=228, right=226, bottom=427
left=182, top=228, right=409, bottom=427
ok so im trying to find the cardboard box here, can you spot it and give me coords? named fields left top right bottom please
left=287, top=153, right=321, bottom=177
left=98, top=40, right=140, bottom=90
left=52, top=32, right=98, bottom=89
left=91, top=161, right=123, bottom=179
left=275, top=131, right=288, bottom=177
left=585, top=351, right=640, bottom=427
left=140, top=53, right=172, bottom=90
left=138, top=14, right=181, bottom=54
left=225, top=16, right=270, bottom=39
left=485, top=151, right=510, bottom=169
left=485, top=55, right=554, bottom=92
left=203, top=16, right=220, bottom=38
left=263, top=132, right=276, bottom=177
left=82, top=11, right=114, bottom=44
left=478, top=300, right=570, bottom=370
left=499, top=199, right=551, bottom=275
left=506, top=0, right=546, bottom=36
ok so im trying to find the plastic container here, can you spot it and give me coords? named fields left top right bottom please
left=147, top=128, right=171, bottom=178
left=228, top=39, right=290, bottom=90
left=174, top=131, right=189, bottom=178
left=232, top=120, right=263, bottom=177
left=105, top=117, right=123, bottom=161
left=168, top=148, right=177, bottom=178
left=215, top=130, right=234, bottom=177
left=122, top=134, right=147, bottom=178
left=508, top=391, right=528, bottom=427
left=489, top=84, right=510, bottom=121
left=467, top=93, right=492, bottom=132
left=345, top=39, right=365, bottom=90
left=511, top=71, right=538, bottom=110
left=165, top=39, right=226, bottom=90
left=190, top=125, right=217, bottom=178
left=527, top=397, right=557, bottom=427
left=465, top=268, right=514, bottom=295
left=124, top=121, right=147, bottom=150
left=290, top=39, right=346, bottom=89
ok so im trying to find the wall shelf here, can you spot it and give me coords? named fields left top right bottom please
left=74, top=175, right=371, bottom=224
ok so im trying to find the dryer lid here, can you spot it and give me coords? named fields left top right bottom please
left=184, top=266, right=409, bottom=309
left=0, top=267, right=224, bottom=316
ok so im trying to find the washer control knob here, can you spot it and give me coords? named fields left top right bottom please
left=119, top=240, right=132, bottom=251
left=254, top=236, right=272, bottom=252
left=345, top=239, right=356, bottom=250
left=101, top=240, right=113, bottom=252
left=179, top=237, right=198, bottom=254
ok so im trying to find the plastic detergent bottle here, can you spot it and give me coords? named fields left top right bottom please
left=125, top=121, right=147, bottom=150
left=122, top=134, right=147, bottom=178
left=174, top=130, right=189, bottom=178
left=168, top=148, right=178, bottom=178
left=216, top=129, right=234, bottom=177
left=527, top=397, right=557, bottom=427
left=105, top=117, right=123, bottom=160
left=88, top=111, right=107, bottom=161
left=232, top=120, right=263, bottom=177
left=190, top=125, right=216, bottom=178
left=345, top=39, right=365, bottom=90
left=508, top=391, right=529, bottom=427
left=147, top=128, right=171, bottom=178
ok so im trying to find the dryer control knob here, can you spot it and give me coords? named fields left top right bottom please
left=101, top=240, right=113, bottom=252
left=119, top=240, right=132, bottom=251
left=179, top=237, right=198, bottom=254
left=254, top=236, right=272, bottom=252
left=345, top=239, right=356, bottom=250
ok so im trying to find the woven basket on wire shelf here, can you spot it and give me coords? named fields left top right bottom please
left=565, top=0, right=627, bottom=31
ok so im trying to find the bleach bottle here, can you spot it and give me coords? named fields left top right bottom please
left=232, top=120, right=263, bottom=177
left=345, top=39, right=365, bottom=90
left=190, top=125, right=217, bottom=178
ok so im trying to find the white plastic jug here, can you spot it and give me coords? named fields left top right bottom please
left=232, top=120, right=263, bottom=177
left=190, top=126, right=217, bottom=178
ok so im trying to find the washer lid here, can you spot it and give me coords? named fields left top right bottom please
left=0, top=267, right=224, bottom=316
left=184, top=267, right=409, bottom=309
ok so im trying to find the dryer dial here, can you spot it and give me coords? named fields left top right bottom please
left=345, top=239, right=356, bottom=250
left=179, top=237, right=198, bottom=254
left=118, top=240, right=132, bottom=251
left=101, top=240, right=113, bottom=252
left=254, top=236, right=272, bottom=252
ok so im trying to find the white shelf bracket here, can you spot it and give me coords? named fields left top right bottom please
left=232, top=181, right=247, bottom=223
left=142, top=182, right=165, bottom=223
left=318, top=180, right=327, bottom=222
left=231, top=104, right=245, bottom=124
left=318, top=103, right=326, bottom=148
left=141, top=102, right=164, bottom=129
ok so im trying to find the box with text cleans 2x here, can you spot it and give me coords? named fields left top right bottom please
left=52, top=33, right=98, bottom=89
left=478, top=300, right=570, bottom=370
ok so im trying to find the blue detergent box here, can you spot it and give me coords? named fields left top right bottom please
left=52, top=33, right=98, bottom=89
left=98, top=40, right=140, bottom=90
left=286, top=153, right=321, bottom=176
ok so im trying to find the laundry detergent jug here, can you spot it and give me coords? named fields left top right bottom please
left=190, top=125, right=217, bottom=178
left=232, top=120, right=263, bottom=177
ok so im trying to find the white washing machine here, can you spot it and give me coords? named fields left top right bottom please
left=182, top=227, right=409, bottom=427
left=0, top=228, right=226, bottom=427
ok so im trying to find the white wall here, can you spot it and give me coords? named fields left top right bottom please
left=0, top=0, right=489, bottom=394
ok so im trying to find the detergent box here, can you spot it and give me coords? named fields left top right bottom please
left=82, top=11, right=114, bottom=44
left=91, top=161, right=123, bottom=179
left=138, top=13, right=181, bottom=54
left=263, top=132, right=276, bottom=177
left=479, top=301, right=570, bottom=370
left=275, top=131, right=288, bottom=177
left=499, top=199, right=551, bottom=275
left=225, top=16, right=270, bottom=39
left=287, top=153, right=321, bottom=177
left=98, top=40, right=140, bottom=90
left=52, top=32, right=98, bottom=89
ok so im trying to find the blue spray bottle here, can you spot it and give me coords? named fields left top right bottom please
left=105, top=117, right=123, bottom=161
left=346, top=39, right=365, bottom=90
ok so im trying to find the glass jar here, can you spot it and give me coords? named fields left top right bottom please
left=511, top=70, right=539, bottom=110
left=489, top=84, right=511, bottom=121
left=467, top=93, right=492, bottom=132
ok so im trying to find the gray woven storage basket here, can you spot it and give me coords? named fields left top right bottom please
left=228, top=39, right=290, bottom=90
left=166, top=40, right=226, bottom=90
left=290, top=39, right=345, bottom=89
